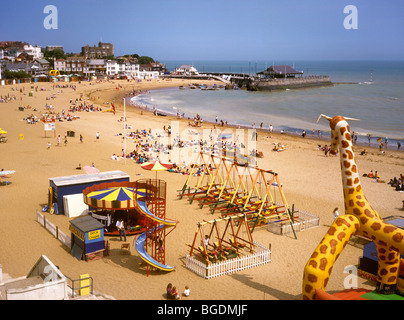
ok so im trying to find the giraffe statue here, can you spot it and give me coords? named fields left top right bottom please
left=302, top=115, right=404, bottom=300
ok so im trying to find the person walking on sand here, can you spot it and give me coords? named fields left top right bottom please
left=80, top=134, right=83, bottom=144
left=96, top=131, right=100, bottom=141
left=332, top=207, right=339, bottom=222
left=116, top=218, right=126, bottom=241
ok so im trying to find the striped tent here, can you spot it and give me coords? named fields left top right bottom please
left=83, top=181, right=144, bottom=210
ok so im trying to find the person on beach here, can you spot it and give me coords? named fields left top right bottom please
left=80, top=134, right=83, bottom=143
left=166, top=283, right=173, bottom=299
left=116, top=218, right=126, bottom=241
left=183, top=286, right=190, bottom=297
left=332, top=207, right=339, bottom=222
left=57, top=135, right=61, bottom=146
left=203, top=235, right=209, bottom=247
left=171, top=286, right=180, bottom=299
left=324, top=145, right=330, bottom=156
left=96, top=131, right=100, bottom=141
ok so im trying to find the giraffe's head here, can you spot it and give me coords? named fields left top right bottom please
left=317, top=114, right=359, bottom=155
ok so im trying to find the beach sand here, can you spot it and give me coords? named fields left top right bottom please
left=1, top=78, right=403, bottom=300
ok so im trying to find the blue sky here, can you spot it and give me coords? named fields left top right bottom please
left=1, top=0, right=404, bottom=61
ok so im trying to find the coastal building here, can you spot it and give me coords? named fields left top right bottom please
left=54, top=59, right=66, bottom=73
left=16, top=51, right=34, bottom=62
left=81, top=42, right=114, bottom=59
left=4, top=62, right=40, bottom=76
left=33, top=59, right=51, bottom=74
left=175, top=64, right=199, bottom=76
left=124, top=62, right=140, bottom=78
left=65, top=56, right=86, bottom=75
left=0, top=41, right=28, bottom=57
left=139, top=61, right=167, bottom=74
left=257, top=65, right=303, bottom=79
left=45, top=45, right=64, bottom=52
left=138, top=70, right=159, bottom=80
left=106, top=60, right=140, bottom=79
left=16, top=45, right=44, bottom=60
left=86, top=59, right=107, bottom=76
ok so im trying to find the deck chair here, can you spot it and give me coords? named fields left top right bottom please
left=121, top=242, right=131, bottom=254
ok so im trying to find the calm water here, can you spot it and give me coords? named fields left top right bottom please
left=134, top=60, right=404, bottom=146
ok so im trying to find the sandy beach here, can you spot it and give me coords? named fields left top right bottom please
left=1, top=78, right=403, bottom=300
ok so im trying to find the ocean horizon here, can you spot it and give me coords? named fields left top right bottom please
left=134, top=60, right=404, bottom=147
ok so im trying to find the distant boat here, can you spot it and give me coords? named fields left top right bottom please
left=225, top=84, right=235, bottom=90
left=179, top=85, right=186, bottom=89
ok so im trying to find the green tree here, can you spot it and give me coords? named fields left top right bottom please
left=138, top=56, right=155, bottom=65
left=5, top=69, right=32, bottom=79
left=43, top=48, right=66, bottom=68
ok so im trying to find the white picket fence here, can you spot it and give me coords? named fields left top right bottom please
left=267, top=209, right=319, bottom=236
left=186, top=241, right=271, bottom=279
left=36, top=211, right=71, bottom=249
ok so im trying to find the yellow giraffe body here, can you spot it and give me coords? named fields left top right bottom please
left=302, top=115, right=404, bottom=300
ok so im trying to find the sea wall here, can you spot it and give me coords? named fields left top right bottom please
left=247, top=76, right=332, bottom=91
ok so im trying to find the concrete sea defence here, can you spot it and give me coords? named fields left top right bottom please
left=247, top=76, right=333, bottom=91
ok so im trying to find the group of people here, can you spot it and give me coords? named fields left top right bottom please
left=364, top=170, right=386, bottom=183
left=0, top=94, right=17, bottom=103
left=388, top=174, right=404, bottom=191
left=166, top=283, right=190, bottom=300
left=318, top=144, right=331, bottom=156
left=110, top=123, right=251, bottom=175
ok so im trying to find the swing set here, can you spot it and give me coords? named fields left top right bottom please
left=186, top=213, right=254, bottom=264
left=178, top=152, right=297, bottom=239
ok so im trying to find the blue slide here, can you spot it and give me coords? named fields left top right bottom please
left=134, top=199, right=176, bottom=272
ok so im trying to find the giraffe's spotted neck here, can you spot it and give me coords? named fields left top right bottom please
left=330, top=118, right=364, bottom=208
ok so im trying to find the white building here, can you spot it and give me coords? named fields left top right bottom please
left=138, top=70, right=160, bottom=80
left=16, top=45, right=44, bottom=59
left=176, top=64, right=199, bottom=75
left=106, top=60, right=140, bottom=79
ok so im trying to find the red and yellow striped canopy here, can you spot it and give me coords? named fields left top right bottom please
left=141, top=161, right=173, bottom=171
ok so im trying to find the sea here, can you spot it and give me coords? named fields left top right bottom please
left=132, top=60, right=404, bottom=148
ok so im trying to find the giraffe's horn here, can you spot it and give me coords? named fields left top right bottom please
left=343, top=117, right=360, bottom=121
left=316, top=114, right=332, bottom=123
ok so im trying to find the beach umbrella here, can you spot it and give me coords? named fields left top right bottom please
left=141, top=160, right=173, bottom=179
left=82, top=165, right=100, bottom=174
